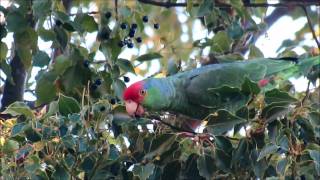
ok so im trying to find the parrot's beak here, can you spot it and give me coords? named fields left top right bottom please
left=125, top=100, right=145, bottom=117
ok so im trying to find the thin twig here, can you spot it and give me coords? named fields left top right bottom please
left=301, top=5, right=320, bottom=49
left=301, top=80, right=311, bottom=105
left=69, top=11, right=99, bottom=16
left=146, top=114, right=197, bottom=134
left=137, top=0, right=320, bottom=8
left=115, top=0, right=118, bottom=21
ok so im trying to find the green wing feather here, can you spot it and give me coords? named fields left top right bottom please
left=168, top=56, right=319, bottom=118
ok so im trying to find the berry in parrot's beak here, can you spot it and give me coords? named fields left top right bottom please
left=125, top=100, right=144, bottom=117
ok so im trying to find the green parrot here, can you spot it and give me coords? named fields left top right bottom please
left=123, top=56, right=319, bottom=124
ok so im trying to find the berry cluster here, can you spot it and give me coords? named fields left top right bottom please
left=118, top=15, right=159, bottom=49
left=91, top=78, right=102, bottom=90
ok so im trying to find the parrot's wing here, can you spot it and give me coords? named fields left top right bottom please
left=184, top=62, right=267, bottom=110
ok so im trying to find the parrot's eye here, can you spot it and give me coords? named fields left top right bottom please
left=139, top=89, right=147, bottom=96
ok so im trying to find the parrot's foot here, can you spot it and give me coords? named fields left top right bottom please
left=178, top=132, right=214, bottom=147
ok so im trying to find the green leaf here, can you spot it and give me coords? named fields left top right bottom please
left=257, top=144, right=278, bottom=161
left=52, top=55, right=72, bottom=75
left=99, top=35, right=121, bottom=62
left=241, top=77, right=260, bottom=95
left=32, top=0, right=52, bottom=18
left=52, top=165, right=70, bottom=180
left=54, top=27, right=68, bottom=49
left=206, top=109, right=246, bottom=135
left=276, top=158, right=288, bottom=175
left=35, top=71, right=57, bottom=105
left=211, top=31, right=232, bottom=53
left=277, top=135, right=289, bottom=152
left=116, top=58, right=136, bottom=74
left=62, top=135, right=76, bottom=149
left=58, top=94, right=80, bottom=116
left=215, top=148, right=231, bottom=171
left=38, top=28, right=56, bottom=41
left=24, top=125, right=42, bottom=142
left=308, top=150, right=320, bottom=175
left=0, top=41, right=8, bottom=61
left=54, top=11, right=70, bottom=23
left=80, top=156, right=96, bottom=172
left=24, top=155, right=41, bottom=174
left=197, top=0, right=214, bottom=17
left=250, top=149, right=268, bottom=178
left=215, top=136, right=233, bottom=154
left=265, top=89, right=297, bottom=104
left=136, top=53, right=162, bottom=62
left=109, top=144, right=120, bottom=160
left=2, top=139, right=19, bottom=155
left=227, top=21, right=244, bottom=40
left=112, top=79, right=126, bottom=100
left=74, top=13, right=98, bottom=33
left=249, top=45, right=264, bottom=58
left=144, top=134, right=177, bottom=160
left=0, top=23, right=7, bottom=39
left=6, top=10, right=28, bottom=33
left=16, top=47, right=32, bottom=68
left=232, top=138, right=249, bottom=164
left=3, top=102, right=35, bottom=119
left=197, top=154, right=215, bottom=179
left=33, top=50, right=50, bottom=67
left=261, top=102, right=291, bottom=122
left=11, top=122, right=27, bottom=136
left=15, top=28, right=38, bottom=68
left=64, top=154, right=75, bottom=168
left=132, top=163, right=155, bottom=180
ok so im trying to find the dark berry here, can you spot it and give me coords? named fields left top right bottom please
left=95, top=79, right=102, bottom=86
left=131, top=23, right=138, bottom=29
left=123, top=76, right=130, bottom=83
left=142, top=16, right=148, bottom=23
left=154, top=23, right=159, bottom=29
left=100, top=106, right=106, bottom=112
left=110, top=98, right=116, bottom=105
left=105, top=12, right=112, bottom=19
left=83, top=60, right=90, bottom=68
left=128, top=30, right=135, bottom=38
left=136, top=37, right=142, bottom=43
left=120, top=23, right=127, bottom=29
left=127, top=42, right=134, bottom=48
left=91, top=84, right=98, bottom=91
left=55, top=20, right=62, bottom=26
left=118, top=41, right=125, bottom=47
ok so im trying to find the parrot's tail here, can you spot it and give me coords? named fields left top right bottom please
left=267, top=55, right=320, bottom=80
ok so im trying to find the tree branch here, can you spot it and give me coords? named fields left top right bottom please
left=137, top=0, right=320, bottom=8
left=1, top=53, right=27, bottom=110
left=147, top=114, right=197, bottom=134
left=301, top=5, right=320, bottom=49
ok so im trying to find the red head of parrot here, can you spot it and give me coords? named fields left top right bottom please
left=123, top=81, right=146, bottom=117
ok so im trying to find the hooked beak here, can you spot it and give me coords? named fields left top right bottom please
left=125, top=100, right=145, bottom=117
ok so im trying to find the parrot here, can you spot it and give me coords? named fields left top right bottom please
left=123, top=56, right=319, bottom=125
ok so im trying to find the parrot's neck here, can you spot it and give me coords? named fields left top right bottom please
left=167, top=77, right=211, bottom=120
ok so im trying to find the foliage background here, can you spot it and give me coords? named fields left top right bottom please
left=0, top=0, right=319, bottom=179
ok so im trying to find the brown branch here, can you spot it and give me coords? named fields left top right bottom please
left=115, top=0, right=118, bottom=21
left=301, top=80, right=311, bottom=105
left=146, top=114, right=197, bottom=134
left=69, top=11, right=99, bottom=16
left=137, top=0, right=320, bottom=8
left=301, top=5, right=320, bottom=49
